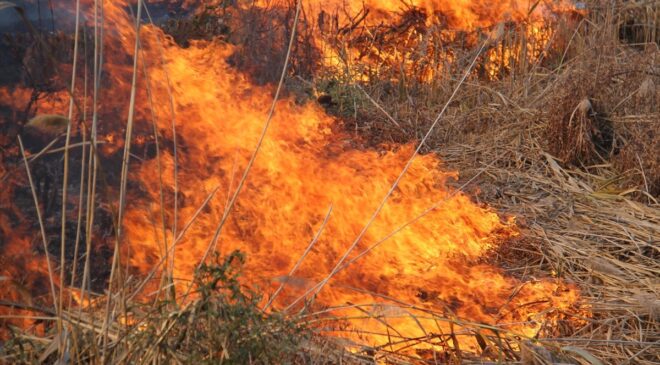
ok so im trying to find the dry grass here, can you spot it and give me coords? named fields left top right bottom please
left=436, top=123, right=659, bottom=364
left=327, top=1, right=659, bottom=362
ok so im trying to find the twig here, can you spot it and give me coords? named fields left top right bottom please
left=18, top=136, right=59, bottom=314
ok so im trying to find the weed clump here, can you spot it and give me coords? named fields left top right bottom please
left=0, top=251, right=311, bottom=364
left=159, top=251, right=309, bottom=364
left=544, top=69, right=614, bottom=165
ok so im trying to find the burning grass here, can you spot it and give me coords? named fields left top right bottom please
left=0, top=0, right=658, bottom=364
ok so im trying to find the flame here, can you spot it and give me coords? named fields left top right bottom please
left=127, top=36, right=577, bottom=348
left=306, top=0, right=581, bottom=81
left=0, top=223, right=55, bottom=337
left=315, top=0, right=563, bottom=28
left=0, top=0, right=584, bottom=354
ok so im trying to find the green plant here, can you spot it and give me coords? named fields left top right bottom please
left=168, top=251, right=309, bottom=364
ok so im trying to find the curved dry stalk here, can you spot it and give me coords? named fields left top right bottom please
left=100, top=0, right=143, bottom=359
left=285, top=155, right=505, bottom=311
left=127, top=186, right=221, bottom=302
left=142, top=1, right=180, bottom=297
left=334, top=154, right=507, bottom=277
left=139, top=35, right=171, bottom=302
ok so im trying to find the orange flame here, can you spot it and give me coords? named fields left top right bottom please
left=306, top=0, right=581, bottom=81
left=315, top=0, right=568, bottom=28
left=125, top=35, right=579, bottom=348
left=0, top=0, right=583, bottom=354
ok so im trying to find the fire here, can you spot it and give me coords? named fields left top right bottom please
left=0, top=0, right=583, bottom=355
left=0, top=225, right=55, bottom=338
left=307, top=0, right=580, bottom=81
left=122, top=37, right=579, bottom=351
left=315, top=0, right=564, bottom=28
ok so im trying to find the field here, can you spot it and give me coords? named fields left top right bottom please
left=0, top=0, right=658, bottom=364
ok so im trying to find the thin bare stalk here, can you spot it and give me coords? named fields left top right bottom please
left=356, top=85, right=401, bottom=128
left=139, top=35, right=171, bottom=301
left=335, top=155, right=506, bottom=277
left=78, top=0, right=104, bottom=357
left=100, top=0, right=143, bottom=359
left=58, top=0, right=82, bottom=355
left=142, top=0, right=179, bottom=297
left=67, top=128, right=87, bottom=309
left=128, top=186, right=221, bottom=302
left=68, top=23, right=89, bottom=316
left=18, top=136, right=58, bottom=313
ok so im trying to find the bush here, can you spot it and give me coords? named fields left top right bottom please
left=0, top=251, right=312, bottom=365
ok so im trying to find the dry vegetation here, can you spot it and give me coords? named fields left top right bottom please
left=322, top=1, right=659, bottom=363
left=0, top=0, right=658, bottom=364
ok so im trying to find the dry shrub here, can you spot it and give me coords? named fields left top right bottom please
left=161, top=4, right=231, bottom=46
left=543, top=20, right=658, bottom=194
left=0, top=31, right=74, bottom=102
left=226, top=1, right=320, bottom=84
left=617, top=3, right=660, bottom=47
left=545, top=89, right=613, bottom=165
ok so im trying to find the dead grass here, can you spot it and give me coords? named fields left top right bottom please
left=436, top=123, right=659, bottom=364
left=323, top=1, right=659, bottom=362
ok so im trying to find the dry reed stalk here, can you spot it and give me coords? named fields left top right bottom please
left=142, top=2, right=180, bottom=298
left=17, top=136, right=59, bottom=316
left=139, top=34, right=170, bottom=303
left=55, top=0, right=82, bottom=358
left=100, top=0, right=144, bottom=360
left=264, top=204, right=333, bottom=311
left=127, top=186, right=221, bottom=302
